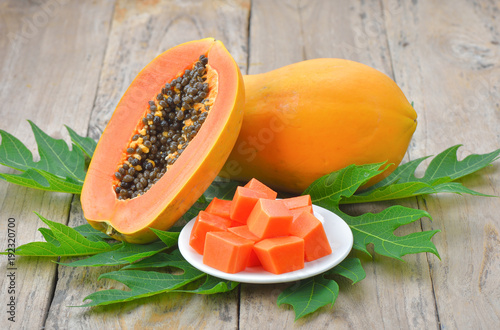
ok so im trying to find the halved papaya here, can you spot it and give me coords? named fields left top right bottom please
left=81, top=38, right=244, bottom=244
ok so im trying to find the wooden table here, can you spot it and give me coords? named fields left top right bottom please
left=1, top=1, right=499, bottom=328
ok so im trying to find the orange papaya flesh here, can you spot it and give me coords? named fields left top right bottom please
left=203, top=231, right=254, bottom=274
left=221, top=58, right=417, bottom=193
left=205, top=197, right=232, bottom=219
left=189, top=211, right=232, bottom=255
left=81, top=38, right=245, bottom=243
left=228, top=225, right=261, bottom=267
left=289, top=211, right=332, bottom=262
left=244, top=178, right=278, bottom=199
left=281, top=195, right=312, bottom=210
left=253, top=236, right=305, bottom=274
left=290, top=205, right=314, bottom=220
left=229, top=186, right=269, bottom=224
left=246, top=199, right=293, bottom=239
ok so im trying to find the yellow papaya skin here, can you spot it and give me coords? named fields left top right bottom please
left=221, top=58, right=417, bottom=194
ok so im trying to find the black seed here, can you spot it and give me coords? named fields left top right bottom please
left=173, top=94, right=181, bottom=104
left=128, top=167, right=136, bottom=176
left=126, top=147, right=134, bottom=154
left=150, top=104, right=157, bottom=111
left=123, top=174, right=133, bottom=183
left=115, top=172, right=123, bottom=180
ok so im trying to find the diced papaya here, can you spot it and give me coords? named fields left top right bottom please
left=253, top=236, right=305, bottom=274
left=247, top=199, right=293, bottom=239
left=244, top=178, right=278, bottom=199
left=290, top=205, right=314, bottom=220
left=203, top=231, right=254, bottom=273
left=289, top=211, right=332, bottom=261
left=228, top=225, right=261, bottom=267
left=230, top=187, right=269, bottom=224
left=281, top=195, right=312, bottom=210
left=189, top=211, right=232, bottom=255
left=205, top=197, right=232, bottom=219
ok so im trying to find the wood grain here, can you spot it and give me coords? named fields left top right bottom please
left=0, top=1, right=114, bottom=329
left=45, top=0, right=250, bottom=328
left=383, top=0, right=500, bottom=328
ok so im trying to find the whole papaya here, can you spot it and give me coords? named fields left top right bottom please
left=221, top=58, right=417, bottom=193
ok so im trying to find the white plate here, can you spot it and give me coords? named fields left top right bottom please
left=178, top=204, right=353, bottom=284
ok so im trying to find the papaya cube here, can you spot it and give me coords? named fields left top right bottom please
left=290, top=205, right=314, bottom=220
left=244, top=178, right=278, bottom=199
left=254, top=236, right=305, bottom=274
left=289, top=212, right=332, bottom=261
left=230, top=187, right=269, bottom=224
left=203, top=231, right=254, bottom=274
left=205, top=197, right=232, bottom=219
left=189, top=211, right=232, bottom=255
left=281, top=195, right=312, bottom=210
left=247, top=199, right=293, bottom=239
left=228, top=225, right=261, bottom=267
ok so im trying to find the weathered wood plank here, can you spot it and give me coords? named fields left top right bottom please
left=383, top=0, right=500, bottom=328
left=44, top=0, right=250, bottom=328
left=0, top=1, right=115, bottom=329
left=239, top=0, right=438, bottom=328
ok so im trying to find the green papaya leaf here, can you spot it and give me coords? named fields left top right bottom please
left=345, top=146, right=500, bottom=203
left=325, top=258, right=366, bottom=284
left=342, top=206, right=440, bottom=259
left=303, top=163, right=388, bottom=206
left=59, top=241, right=167, bottom=267
left=278, top=275, right=339, bottom=320
left=80, top=250, right=205, bottom=307
left=173, top=275, right=239, bottom=294
left=65, top=125, right=97, bottom=159
left=0, top=122, right=91, bottom=193
left=3, top=213, right=118, bottom=257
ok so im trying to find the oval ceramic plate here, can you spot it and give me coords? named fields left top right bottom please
left=178, top=204, right=353, bottom=284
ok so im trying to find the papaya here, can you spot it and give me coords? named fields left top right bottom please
left=81, top=38, right=244, bottom=244
left=221, top=59, right=417, bottom=193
